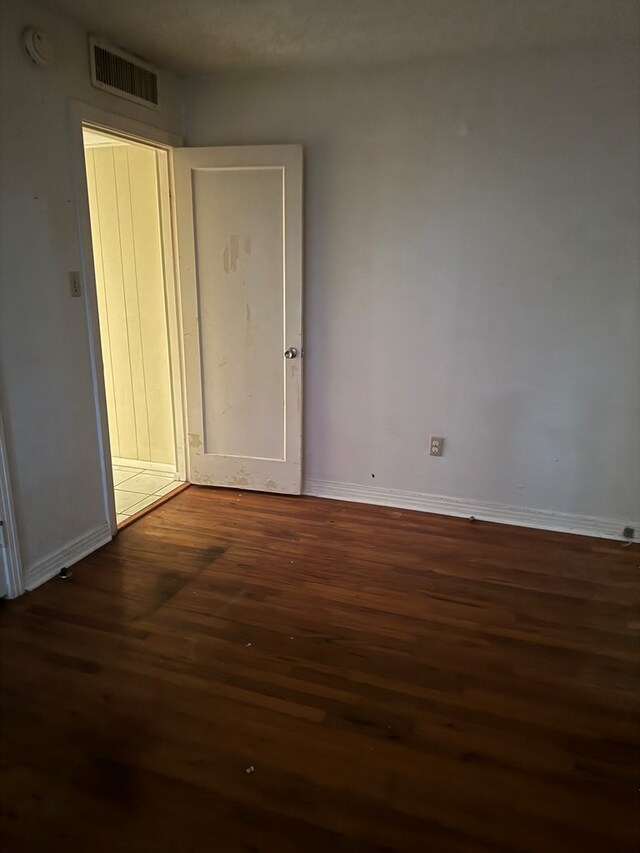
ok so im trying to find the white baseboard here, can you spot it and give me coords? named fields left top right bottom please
left=113, top=457, right=176, bottom=474
left=24, top=523, right=112, bottom=591
left=304, top=479, right=636, bottom=541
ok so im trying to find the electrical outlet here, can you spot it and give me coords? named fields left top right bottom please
left=429, top=436, right=444, bottom=457
left=69, top=270, right=82, bottom=297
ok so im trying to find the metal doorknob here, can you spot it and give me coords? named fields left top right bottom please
left=284, top=347, right=298, bottom=359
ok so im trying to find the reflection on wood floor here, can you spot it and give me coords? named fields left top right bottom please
left=1, top=486, right=637, bottom=852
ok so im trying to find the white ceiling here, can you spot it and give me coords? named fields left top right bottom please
left=40, top=0, right=639, bottom=75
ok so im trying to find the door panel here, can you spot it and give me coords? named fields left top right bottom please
left=194, top=167, right=285, bottom=461
left=174, top=145, right=303, bottom=493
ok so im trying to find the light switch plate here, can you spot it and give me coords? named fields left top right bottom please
left=69, top=271, right=82, bottom=297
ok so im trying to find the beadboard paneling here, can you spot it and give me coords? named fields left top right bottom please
left=85, top=144, right=175, bottom=466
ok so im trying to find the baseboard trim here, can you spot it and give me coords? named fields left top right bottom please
left=24, top=523, right=112, bottom=591
left=113, top=457, right=176, bottom=474
left=304, top=479, right=636, bottom=541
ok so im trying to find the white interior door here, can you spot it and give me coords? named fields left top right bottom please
left=173, top=145, right=303, bottom=494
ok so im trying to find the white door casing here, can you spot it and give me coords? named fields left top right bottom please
left=174, top=145, right=303, bottom=494
left=0, top=409, right=23, bottom=598
left=69, top=101, right=185, bottom=537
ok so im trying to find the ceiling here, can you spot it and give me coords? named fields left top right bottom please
left=40, top=0, right=639, bottom=75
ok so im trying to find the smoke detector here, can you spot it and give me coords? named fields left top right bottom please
left=23, top=28, right=55, bottom=67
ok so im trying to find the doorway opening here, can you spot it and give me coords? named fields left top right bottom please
left=82, top=126, right=186, bottom=527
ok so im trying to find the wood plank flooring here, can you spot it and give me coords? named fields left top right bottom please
left=1, top=486, right=638, bottom=852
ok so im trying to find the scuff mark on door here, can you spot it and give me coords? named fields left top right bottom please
left=223, top=234, right=241, bottom=274
left=245, top=302, right=253, bottom=346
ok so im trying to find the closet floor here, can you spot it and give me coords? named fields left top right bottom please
left=112, top=464, right=181, bottom=525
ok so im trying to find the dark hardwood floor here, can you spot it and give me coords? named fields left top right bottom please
left=1, top=486, right=638, bottom=852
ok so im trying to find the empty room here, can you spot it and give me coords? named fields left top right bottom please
left=0, top=1, right=638, bottom=851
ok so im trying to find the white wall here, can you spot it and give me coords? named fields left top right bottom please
left=185, top=45, right=639, bottom=533
left=0, top=0, right=183, bottom=586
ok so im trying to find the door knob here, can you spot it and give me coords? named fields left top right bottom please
left=284, top=347, right=298, bottom=359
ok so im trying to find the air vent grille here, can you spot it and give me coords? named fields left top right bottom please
left=89, top=37, right=159, bottom=109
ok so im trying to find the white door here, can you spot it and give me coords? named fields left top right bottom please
left=173, top=145, right=303, bottom=494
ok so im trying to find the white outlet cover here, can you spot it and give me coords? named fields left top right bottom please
left=429, top=436, right=444, bottom=456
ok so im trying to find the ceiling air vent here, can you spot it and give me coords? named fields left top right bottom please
left=89, top=37, right=159, bottom=110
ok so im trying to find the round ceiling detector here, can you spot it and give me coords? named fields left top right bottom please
left=23, top=27, right=55, bottom=67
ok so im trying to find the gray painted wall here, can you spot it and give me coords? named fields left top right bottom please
left=0, top=0, right=183, bottom=577
left=186, top=47, right=639, bottom=526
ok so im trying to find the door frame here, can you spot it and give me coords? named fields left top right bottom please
left=0, top=406, right=23, bottom=598
left=68, top=101, right=186, bottom=535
